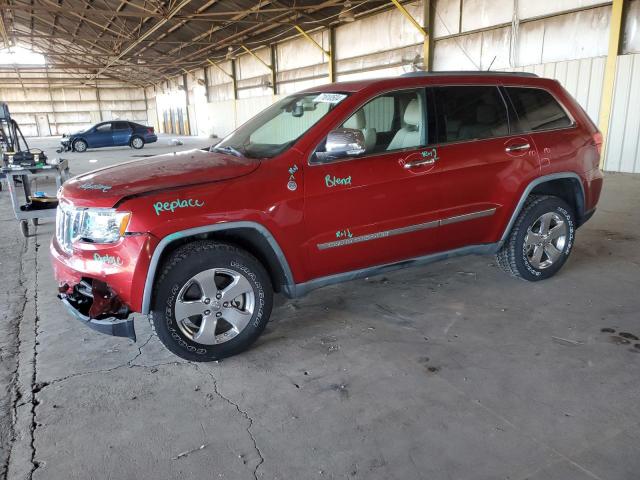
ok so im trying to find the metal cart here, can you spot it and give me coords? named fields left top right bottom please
left=1, top=159, right=70, bottom=237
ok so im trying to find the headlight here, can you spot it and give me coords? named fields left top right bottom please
left=77, top=208, right=131, bottom=243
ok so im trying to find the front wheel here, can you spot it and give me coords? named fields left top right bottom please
left=150, top=241, right=273, bottom=362
left=73, top=139, right=87, bottom=152
left=496, top=195, right=575, bottom=281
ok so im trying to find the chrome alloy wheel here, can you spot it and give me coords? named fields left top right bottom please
left=132, top=137, right=144, bottom=148
left=524, top=212, right=568, bottom=270
left=174, top=268, right=255, bottom=345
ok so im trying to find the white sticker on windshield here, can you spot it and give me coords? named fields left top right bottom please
left=313, top=93, right=347, bottom=104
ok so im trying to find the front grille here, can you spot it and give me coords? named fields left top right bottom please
left=56, top=205, right=83, bottom=254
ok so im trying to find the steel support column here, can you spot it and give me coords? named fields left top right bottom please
left=294, top=24, right=334, bottom=82
left=391, top=0, right=430, bottom=70
left=241, top=44, right=276, bottom=94
left=598, top=0, right=626, bottom=168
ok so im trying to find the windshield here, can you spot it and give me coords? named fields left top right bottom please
left=213, top=92, right=348, bottom=159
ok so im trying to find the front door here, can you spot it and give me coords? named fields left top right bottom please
left=304, top=88, right=442, bottom=279
left=432, top=85, right=540, bottom=250
left=89, top=122, right=113, bottom=147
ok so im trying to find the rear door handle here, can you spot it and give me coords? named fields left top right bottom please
left=403, top=158, right=436, bottom=169
left=505, top=143, right=530, bottom=152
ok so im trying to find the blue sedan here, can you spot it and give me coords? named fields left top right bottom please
left=59, top=121, right=158, bottom=152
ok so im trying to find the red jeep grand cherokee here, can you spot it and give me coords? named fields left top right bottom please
left=52, top=72, right=603, bottom=361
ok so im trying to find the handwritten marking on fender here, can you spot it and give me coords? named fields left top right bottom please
left=93, top=253, right=123, bottom=266
left=153, top=198, right=205, bottom=216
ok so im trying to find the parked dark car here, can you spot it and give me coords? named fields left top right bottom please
left=58, top=121, right=157, bottom=152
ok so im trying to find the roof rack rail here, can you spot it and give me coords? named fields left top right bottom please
left=400, top=71, right=538, bottom=78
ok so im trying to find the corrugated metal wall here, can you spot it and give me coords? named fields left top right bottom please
left=0, top=85, right=149, bottom=136
left=506, top=56, right=606, bottom=125
left=604, top=53, right=640, bottom=173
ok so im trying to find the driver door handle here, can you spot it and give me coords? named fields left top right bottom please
left=505, top=143, right=530, bottom=152
left=403, top=158, right=436, bottom=169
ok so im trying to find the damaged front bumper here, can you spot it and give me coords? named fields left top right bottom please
left=56, top=139, right=72, bottom=153
left=57, top=280, right=136, bottom=341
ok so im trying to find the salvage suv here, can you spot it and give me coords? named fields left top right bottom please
left=51, top=72, right=603, bottom=361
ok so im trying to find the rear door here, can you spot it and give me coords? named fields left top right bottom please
left=89, top=122, right=113, bottom=147
left=433, top=85, right=541, bottom=250
left=112, top=121, right=133, bottom=146
left=503, top=86, right=576, bottom=173
left=303, top=88, right=442, bottom=279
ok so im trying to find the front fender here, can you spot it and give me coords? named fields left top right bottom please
left=140, top=221, right=296, bottom=314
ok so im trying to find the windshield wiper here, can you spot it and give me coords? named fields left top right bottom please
left=212, top=145, right=243, bottom=157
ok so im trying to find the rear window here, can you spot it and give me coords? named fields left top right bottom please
left=433, top=86, right=509, bottom=143
left=113, top=121, right=131, bottom=130
left=506, top=87, right=572, bottom=132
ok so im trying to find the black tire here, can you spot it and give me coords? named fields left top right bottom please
left=496, top=195, right=575, bottom=281
left=73, top=139, right=88, bottom=152
left=150, top=240, right=273, bottom=362
left=130, top=136, right=144, bottom=149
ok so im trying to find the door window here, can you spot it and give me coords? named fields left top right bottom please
left=434, top=86, right=509, bottom=143
left=313, top=89, right=430, bottom=163
left=113, top=121, right=131, bottom=130
left=95, top=123, right=112, bottom=133
left=505, top=87, right=573, bottom=132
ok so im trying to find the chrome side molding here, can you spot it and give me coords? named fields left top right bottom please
left=317, top=208, right=496, bottom=250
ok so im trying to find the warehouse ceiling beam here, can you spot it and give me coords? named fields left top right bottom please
left=37, top=0, right=131, bottom=38
left=390, top=0, right=430, bottom=71
left=598, top=0, right=626, bottom=168
left=159, top=1, right=275, bottom=59
left=0, top=11, right=11, bottom=47
left=159, top=0, right=345, bottom=77
left=88, top=0, right=195, bottom=81
left=136, top=0, right=220, bottom=55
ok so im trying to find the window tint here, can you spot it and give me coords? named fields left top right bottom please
left=338, top=89, right=427, bottom=155
left=95, top=123, right=111, bottom=132
left=507, top=87, right=572, bottom=132
left=113, top=121, right=130, bottom=130
left=434, top=86, right=509, bottom=143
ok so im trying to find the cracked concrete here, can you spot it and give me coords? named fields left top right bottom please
left=1, top=136, right=640, bottom=479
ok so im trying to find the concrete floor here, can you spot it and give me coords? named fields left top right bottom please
left=2, top=135, right=640, bottom=480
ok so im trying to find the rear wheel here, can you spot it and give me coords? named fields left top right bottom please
left=496, top=195, right=575, bottom=281
left=131, top=136, right=144, bottom=149
left=73, top=139, right=87, bottom=152
left=150, top=241, right=273, bottom=362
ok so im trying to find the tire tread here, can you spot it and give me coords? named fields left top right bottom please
left=495, top=194, right=551, bottom=280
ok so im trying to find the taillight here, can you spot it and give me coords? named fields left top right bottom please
left=592, top=131, right=603, bottom=156
left=147, top=127, right=154, bottom=134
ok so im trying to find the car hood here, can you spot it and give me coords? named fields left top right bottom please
left=61, top=148, right=260, bottom=208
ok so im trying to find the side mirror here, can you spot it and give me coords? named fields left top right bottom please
left=316, top=128, right=365, bottom=162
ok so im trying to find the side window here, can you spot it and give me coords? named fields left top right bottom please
left=506, top=87, right=572, bottom=132
left=95, top=123, right=112, bottom=133
left=314, top=89, right=428, bottom=163
left=113, top=121, right=130, bottom=130
left=434, top=86, right=509, bottom=143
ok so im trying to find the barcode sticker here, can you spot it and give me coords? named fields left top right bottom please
left=313, top=93, right=347, bottom=104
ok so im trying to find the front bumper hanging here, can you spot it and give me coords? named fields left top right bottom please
left=57, top=280, right=136, bottom=341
